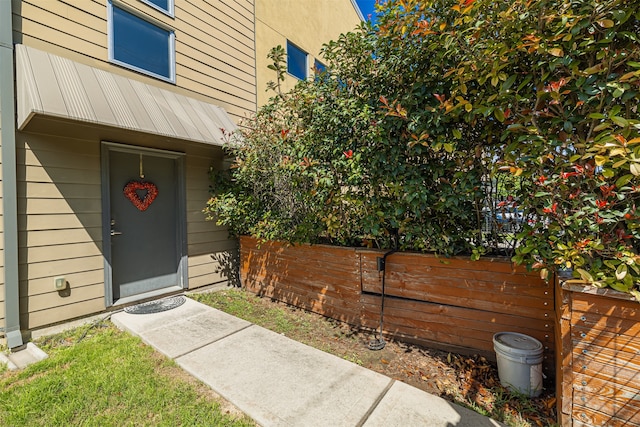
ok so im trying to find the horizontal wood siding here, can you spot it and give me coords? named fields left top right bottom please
left=14, top=0, right=256, bottom=121
left=240, top=237, right=363, bottom=324
left=240, top=236, right=555, bottom=372
left=562, top=286, right=640, bottom=427
left=14, top=131, right=236, bottom=329
left=16, top=133, right=104, bottom=329
left=185, top=146, right=237, bottom=289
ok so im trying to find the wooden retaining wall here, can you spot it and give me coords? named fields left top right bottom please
left=359, top=250, right=554, bottom=372
left=557, top=283, right=640, bottom=427
left=240, top=237, right=363, bottom=324
left=240, top=236, right=555, bottom=375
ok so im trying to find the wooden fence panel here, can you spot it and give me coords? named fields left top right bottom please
left=240, top=236, right=555, bottom=375
left=559, top=283, right=640, bottom=427
left=240, top=237, right=362, bottom=324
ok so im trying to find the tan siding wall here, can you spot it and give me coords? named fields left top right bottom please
left=15, top=128, right=236, bottom=329
left=11, top=0, right=249, bottom=330
left=14, top=0, right=257, bottom=121
left=185, top=146, right=238, bottom=289
left=16, top=132, right=104, bottom=329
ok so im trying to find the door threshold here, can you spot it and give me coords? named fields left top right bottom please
left=112, top=286, right=184, bottom=307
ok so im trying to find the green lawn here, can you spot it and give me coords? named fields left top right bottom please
left=0, top=322, right=255, bottom=427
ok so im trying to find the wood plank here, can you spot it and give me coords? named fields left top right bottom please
left=18, top=242, right=102, bottom=264
left=177, top=0, right=255, bottom=54
left=19, top=255, right=104, bottom=280
left=19, top=165, right=102, bottom=185
left=245, top=280, right=362, bottom=325
left=245, top=269, right=362, bottom=300
left=363, top=279, right=552, bottom=319
left=19, top=2, right=106, bottom=47
left=573, top=341, right=640, bottom=371
left=178, top=43, right=254, bottom=85
left=21, top=269, right=103, bottom=297
left=187, top=229, right=229, bottom=245
left=188, top=272, right=228, bottom=288
left=572, top=403, right=640, bottom=427
left=571, top=324, right=640, bottom=358
left=22, top=298, right=105, bottom=329
left=19, top=228, right=102, bottom=248
left=571, top=292, right=639, bottom=321
left=16, top=16, right=104, bottom=57
left=187, top=220, right=226, bottom=233
left=18, top=183, right=101, bottom=200
left=19, top=147, right=100, bottom=169
left=188, top=253, right=224, bottom=267
left=573, top=371, right=640, bottom=403
left=19, top=213, right=102, bottom=231
left=360, top=296, right=554, bottom=348
left=244, top=257, right=362, bottom=283
left=21, top=282, right=104, bottom=312
left=188, top=261, right=223, bottom=277
left=357, top=249, right=538, bottom=275
left=176, top=76, right=256, bottom=115
left=18, top=199, right=102, bottom=215
left=557, top=284, right=573, bottom=421
left=571, top=310, right=640, bottom=337
left=176, top=58, right=255, bottom=103
left=188, top=239, right=238, bottom=256
left=573, top=351, right=640, bottom=386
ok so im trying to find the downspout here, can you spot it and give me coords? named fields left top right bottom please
left=0, top=0, right=23, bottom=349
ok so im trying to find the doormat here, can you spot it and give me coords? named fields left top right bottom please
left=124, top=296, right=186, bottom=314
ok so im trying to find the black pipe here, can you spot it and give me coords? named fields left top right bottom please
left=368, top=233, right=398, bottom=351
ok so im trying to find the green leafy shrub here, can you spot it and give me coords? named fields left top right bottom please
left=207, top=0, right=640, bottom=296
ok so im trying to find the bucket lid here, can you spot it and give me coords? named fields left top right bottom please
left=493, top=332, right=543, bottom=355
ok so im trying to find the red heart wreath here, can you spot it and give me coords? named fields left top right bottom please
left=123, top=181, right=158, bottom=211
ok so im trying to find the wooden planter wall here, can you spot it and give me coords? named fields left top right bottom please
left=557, top=283, right=640, bottom=427
left=240, top=236, right=555, bottom=374
left=358, top=249, right=555, bottom=373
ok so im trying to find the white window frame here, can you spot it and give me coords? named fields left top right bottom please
left=107, top=0, right=176, bottom=84
left=140, top=0, right=175, bottom=17
left=286, top=40, right=308, bottom=80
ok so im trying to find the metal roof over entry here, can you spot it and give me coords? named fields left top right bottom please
left=15, top=44, right=236, bottom=146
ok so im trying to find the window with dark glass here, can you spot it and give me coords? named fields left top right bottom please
left=287, top=40, right=307, bottom=80
left=314, top=60, right=326, bottom=74
left=109, top=2, right=175, bottom=82
left=141, top=0, right=173, bottom=15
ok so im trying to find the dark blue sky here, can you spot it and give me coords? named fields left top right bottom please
left=355, top=0, right=378, bottom=24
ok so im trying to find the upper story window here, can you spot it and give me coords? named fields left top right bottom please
left=287, top=40, right=307, bottom=80
left=314, top=60, right=326, bottom=74
left=108, top=1, right=176, bottom=83
left=140, top=0, right=174, bottom=16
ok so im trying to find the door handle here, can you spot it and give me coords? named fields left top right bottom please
left=111, top=230, right=122, bottom=236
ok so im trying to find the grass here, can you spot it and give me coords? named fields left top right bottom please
left=0, top=321, right=255, bottom=427
left=192, top=290, right=316, bottom=339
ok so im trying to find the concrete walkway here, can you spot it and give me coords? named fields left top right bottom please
left=111, top=296, right=504, bottom=427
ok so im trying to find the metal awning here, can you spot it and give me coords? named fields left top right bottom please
left=15, top=44, right=236, bottom=145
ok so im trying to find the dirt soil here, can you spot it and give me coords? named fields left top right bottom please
left=198, top=290, right=558, bottom=427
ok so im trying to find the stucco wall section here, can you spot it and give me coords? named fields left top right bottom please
left=255, top=0, right=362, bottom=105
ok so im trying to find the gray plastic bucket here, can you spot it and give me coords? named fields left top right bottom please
left=493, top=332, right=544, bottom=397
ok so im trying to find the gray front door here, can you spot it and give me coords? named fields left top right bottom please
left=103, top=143, right=186, bottom=304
